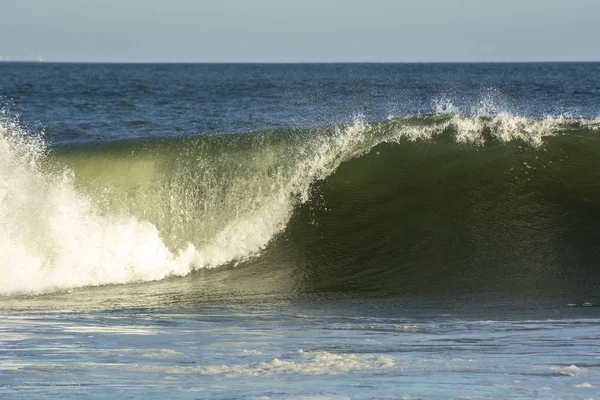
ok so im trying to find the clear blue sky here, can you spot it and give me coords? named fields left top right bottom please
left=1, top=0, right=598, bottom=62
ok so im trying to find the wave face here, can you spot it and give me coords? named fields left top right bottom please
left=2, top=111, right=600, bottom=297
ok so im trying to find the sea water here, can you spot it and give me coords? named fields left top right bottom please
left=2, top=298, right=600, bottom=399
left=1, top=63, right=600, bottom=399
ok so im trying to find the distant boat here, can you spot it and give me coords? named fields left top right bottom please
left=38, top=54, right=44, bottom=62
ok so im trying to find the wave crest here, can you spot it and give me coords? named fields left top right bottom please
left=1, top=111, right=599, bottom=295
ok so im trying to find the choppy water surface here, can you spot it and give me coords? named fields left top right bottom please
left=2, top=298, right=600, bottom=399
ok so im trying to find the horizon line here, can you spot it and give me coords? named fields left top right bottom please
left=1, top=60, right=599, bottom=65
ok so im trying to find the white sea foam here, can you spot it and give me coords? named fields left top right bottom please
left=551, top=364, right=585, bottom=376
left=110, top=350, right=394, bottom=376
left=389, top=104, right=598, bottom=147
left=241, top=349, right=264, bottom=356
left=0, top=117, right=196, bottom=294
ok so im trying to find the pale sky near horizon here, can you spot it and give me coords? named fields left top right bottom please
left=1, top=0, right=599, bottom=62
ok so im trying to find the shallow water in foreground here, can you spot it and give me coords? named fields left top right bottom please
left=2, top=63, right=600, bottom=398
left=1, top=295, right=600, bottom=400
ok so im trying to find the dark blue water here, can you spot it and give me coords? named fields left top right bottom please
left=1, top=63, right=599, bottom=144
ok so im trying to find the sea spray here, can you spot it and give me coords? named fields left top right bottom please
left=0, top=115, right=198, bottom=294
left=0, top=114, right=379, bottom=294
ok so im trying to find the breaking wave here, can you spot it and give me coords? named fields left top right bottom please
left=1, top=109, right=599, bottom=296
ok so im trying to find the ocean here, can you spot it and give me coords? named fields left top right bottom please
left=1, top=62, right=600, bottom=399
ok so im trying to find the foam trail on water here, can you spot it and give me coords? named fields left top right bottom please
left=98, top=351, right=394, bottom=376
